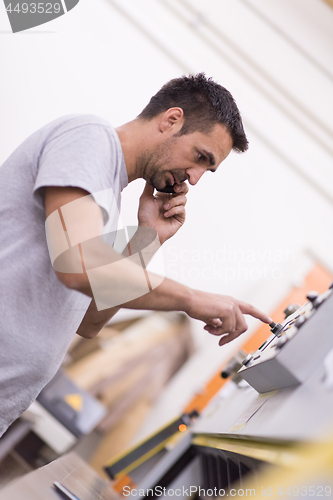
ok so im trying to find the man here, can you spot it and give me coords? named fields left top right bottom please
left=0, top=73, right=270, bottom=437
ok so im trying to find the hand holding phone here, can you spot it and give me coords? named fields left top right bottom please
left=156, top=185, right=176, bottom=193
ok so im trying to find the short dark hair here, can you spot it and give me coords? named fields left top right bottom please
left=138, top=73, right=248, bottom=153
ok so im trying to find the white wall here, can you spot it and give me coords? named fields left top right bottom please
left=115, top=0, right=333, bottom=343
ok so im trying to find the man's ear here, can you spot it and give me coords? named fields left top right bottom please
left=159, top=107, right=184, bottom=133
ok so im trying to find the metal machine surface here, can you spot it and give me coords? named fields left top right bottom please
left=238, top=287, right=333, bottom=393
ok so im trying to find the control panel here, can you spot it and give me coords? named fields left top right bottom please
left=238, top=285, right=333, bottom=393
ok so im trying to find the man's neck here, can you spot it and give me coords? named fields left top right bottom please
left=116, top=118, right=155, bottom=183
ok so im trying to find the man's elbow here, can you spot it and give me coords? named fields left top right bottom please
left=55, top=271, right=88, bottom=293
left=76, top=328, right=100, bottom=340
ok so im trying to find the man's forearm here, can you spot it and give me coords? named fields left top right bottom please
left=122, top=226, right=161, bottom=265
left=76, top=299, right=120, bottom=338
left=48, top=186, right=270, bottom=345
left=75, top=228, right=161, bottom=337
left=50, top=206, right=270, bottom=341
left=76, top=276, right=191, bottom=339
left=121, top=276, right=191, bottom=312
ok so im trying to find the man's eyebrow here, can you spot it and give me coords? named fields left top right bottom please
left=202, top=150, right=216, bottom=169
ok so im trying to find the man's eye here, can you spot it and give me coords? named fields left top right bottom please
left=198, top=153, right=205, bottom=161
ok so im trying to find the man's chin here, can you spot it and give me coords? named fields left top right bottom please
left=150, top=173, right=173, bottom=192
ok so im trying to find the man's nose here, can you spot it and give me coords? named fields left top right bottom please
left=188, top=167, right=206, bottom=186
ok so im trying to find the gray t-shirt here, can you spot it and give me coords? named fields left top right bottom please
left=0, top=115, right=128, bottom=436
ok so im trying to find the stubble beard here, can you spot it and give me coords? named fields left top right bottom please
left=135, top=139, right=176, bottom=191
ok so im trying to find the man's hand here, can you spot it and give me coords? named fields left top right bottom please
left=185, top=290, right=271, bottom=346
left=138, top=182, right=188, bottom=244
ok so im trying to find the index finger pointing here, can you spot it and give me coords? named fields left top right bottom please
left=238, top=301, right=272, bottom=323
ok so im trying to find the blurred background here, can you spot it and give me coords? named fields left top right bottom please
left=1, top=0, right=333, bottom=485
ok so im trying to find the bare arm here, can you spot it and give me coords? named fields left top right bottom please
left=75, top=228, right=160, bottom=339
left=76, top=299, right=119, bottom=339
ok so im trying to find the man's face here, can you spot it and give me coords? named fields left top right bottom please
left=137, top=123, right=233, bottom=191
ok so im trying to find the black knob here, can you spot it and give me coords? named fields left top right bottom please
left=270, top=322, right=283, bottom=336
left=306, top=291, right=319, bottom=302
left=242, top=354, right=253, bottom=366
left=221, top=370, right=230, bottom=379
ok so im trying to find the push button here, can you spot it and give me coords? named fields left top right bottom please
left=242, top=354, right=253, bottom=366
left=269, top=322, right=283, bottom=336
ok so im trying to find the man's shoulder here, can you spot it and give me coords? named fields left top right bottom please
left=34, top=114, right=122, bottom=157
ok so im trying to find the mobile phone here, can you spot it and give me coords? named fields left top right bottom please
left=53, top=482, right=82, bottom=500
left=156, top=185, right=176, bottom=193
